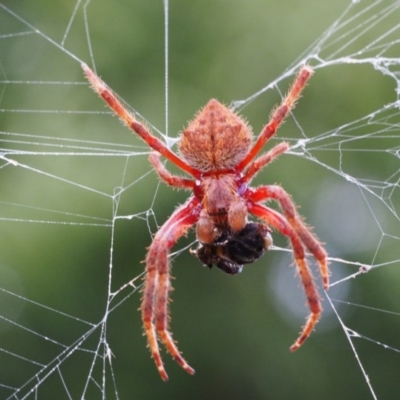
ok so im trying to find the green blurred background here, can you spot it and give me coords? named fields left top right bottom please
left=1, top=0, right=400, bottom=399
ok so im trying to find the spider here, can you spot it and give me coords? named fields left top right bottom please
left=82, top=63, right=329, bottom=381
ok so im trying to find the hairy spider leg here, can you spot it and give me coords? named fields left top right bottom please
left=149, top=152, right=195, bottom=190
left=248, top=202, right=322, bottom=351
left=247, top=185, right=329, bottom=289
left=242, top=142, right=289, bottom=183
left=82, top=63, right=201, bottom=178
left=237, top=65, right=313, bottom=172
left=142, top=197, right=201, bottom=381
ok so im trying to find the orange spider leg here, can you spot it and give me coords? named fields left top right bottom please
left=242, top=142, right=289, bottom=183
left=82, top=63, right=201, bottom=178
left=142, top=197, right=201, bottom=381
left=248, top=202, right=322, bottom=351
left=149, top=152, right=195, bottom=189
left=247, top=185, right=329, bottom=289
left=237, top=65, right=313, bottom=172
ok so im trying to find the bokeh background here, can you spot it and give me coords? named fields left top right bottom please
left=0, top=0, right=400, bottom=399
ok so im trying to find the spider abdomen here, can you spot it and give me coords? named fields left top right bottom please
left=179, top=99, right=253, bottom=171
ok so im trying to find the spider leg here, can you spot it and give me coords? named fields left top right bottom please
left=237, top=65, right=313, bottom=172
left=248, top=202, right=322, bottom=351
left=242, top=142, right=289, bottom=183
left=247, top=185, right=328, bottom=289
left=149, top=152, right=195, bottom=189
left=82, top=63, right=200, bottom=178
left=142, top=197, right=201, bottom=381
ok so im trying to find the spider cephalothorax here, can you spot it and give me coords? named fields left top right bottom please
left=83, top=63, right=329, bottom=381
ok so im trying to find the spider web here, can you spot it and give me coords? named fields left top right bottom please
left=0, top=0, right=399, bottom=399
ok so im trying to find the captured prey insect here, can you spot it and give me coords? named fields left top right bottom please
left=193, top=222, right=272, bottom=275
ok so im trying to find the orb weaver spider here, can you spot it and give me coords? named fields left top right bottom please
left=82, top=63, right=329, bottom=381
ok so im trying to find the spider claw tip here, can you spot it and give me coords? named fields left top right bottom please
left=159, top=370, right=169, bottom=382
left=289, top=344, right=299, bottom=352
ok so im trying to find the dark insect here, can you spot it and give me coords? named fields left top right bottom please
left=193, top=222, right=272, bottom=274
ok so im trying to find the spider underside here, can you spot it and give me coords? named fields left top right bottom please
left=82, top=63, right=329, bottom=381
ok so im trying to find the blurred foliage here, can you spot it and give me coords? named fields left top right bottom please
left=0, top=0, right=399, bottom=399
